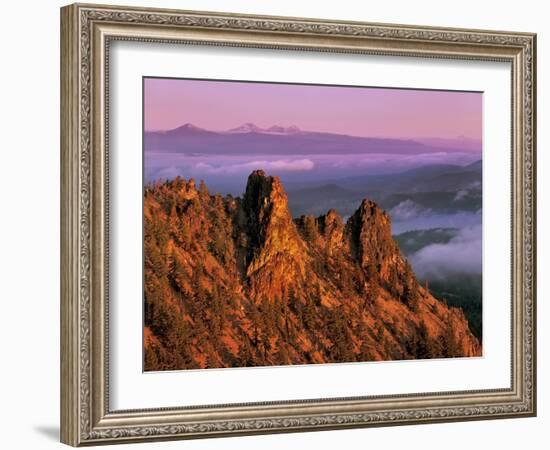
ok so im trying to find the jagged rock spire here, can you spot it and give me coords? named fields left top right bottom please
left=242, top=170, right=307, bottom=300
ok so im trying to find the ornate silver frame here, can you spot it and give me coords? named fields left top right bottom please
left=60, top=3, right=536, bottom=446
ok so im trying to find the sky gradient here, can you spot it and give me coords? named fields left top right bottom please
left=144, top=77, right=482, bottom=140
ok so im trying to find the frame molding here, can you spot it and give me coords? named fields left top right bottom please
left=60, top=3, right=536, bottom=446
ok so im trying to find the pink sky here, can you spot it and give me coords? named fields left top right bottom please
left=144, top=78, right=482, bottom=140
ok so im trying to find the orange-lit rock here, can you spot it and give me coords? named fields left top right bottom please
left=143, top=171, right=481, bottom=371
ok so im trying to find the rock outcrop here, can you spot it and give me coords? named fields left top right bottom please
left=143, top=171, right=481, bottom=371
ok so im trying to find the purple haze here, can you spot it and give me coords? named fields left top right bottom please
left=144, top=78, right=482, bottom=141
left=143, top=77, right=482, bottom=198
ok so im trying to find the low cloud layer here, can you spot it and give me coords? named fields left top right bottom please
left=389, top=197, right=482, bottom=235
left=391, top=209, right=481, bottom=234
left=390, top=200, right=431, bottom=221
left=409, top=224, right=482, bottom=279
left=146, top=157, right=316, bottom=182
left=145, top=151, right=481, bottom=184
left=195, top=158, right=315, bottom=174
left=331, top=151, right=480, bottom=172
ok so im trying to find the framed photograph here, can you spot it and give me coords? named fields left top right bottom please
left=60, top=3, right=536, bottom=446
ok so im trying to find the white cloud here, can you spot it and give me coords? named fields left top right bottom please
left=410, top=224, right=482, bottom=279
left=269, top=159, right=315, bottom=171
left=389, top=200, right=431, bottom=221
left=468, top=180, right=482, bottom=189
left=454, top=189, right=469, bottom=201
left=331, top=151, right=480, bottom=171
left=194, top=158, right=315, bottom=174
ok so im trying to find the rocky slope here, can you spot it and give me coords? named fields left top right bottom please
left=143, top=170, right=481, bottom=371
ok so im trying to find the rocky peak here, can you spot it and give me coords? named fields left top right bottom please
left=319, top=209, right=343, bottom=234
left=318, top=209, right=345, bottom=256
left=243, top=171, right=291, bottom=242
left=346, top=199, right=403, bottom=282
left=242, top=170, right=307, bottom=299
left=243, top=170, right=279, bottom=207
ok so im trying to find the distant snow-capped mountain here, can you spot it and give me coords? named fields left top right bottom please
left=163, top=123, right=216, bottom=135
left=227, top=122, right=265, bottom=134
left=227, top=123, right=302, bottom=135
left=265, top=125, right=302, bottom=135
left=144, top=122, right=481, bottom=156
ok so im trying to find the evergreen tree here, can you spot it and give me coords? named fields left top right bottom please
left=239, top=334, right=255, bottom=367
left=402, top=278, right=420, bottom=312
left=442, top=322, right=460, bottom=358
left=414, top=320, right=431, bottom=359
left=198, top=179, right=210, bottom=200
left=179, top=217, right=191, bottom=247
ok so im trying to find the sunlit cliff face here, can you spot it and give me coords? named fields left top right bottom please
left=143, top=171, right=481, bottom=371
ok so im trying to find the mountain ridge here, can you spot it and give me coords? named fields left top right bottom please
left=143, top=171, right=481, bottom=370
left=144, top=123, right=481, bottom=156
